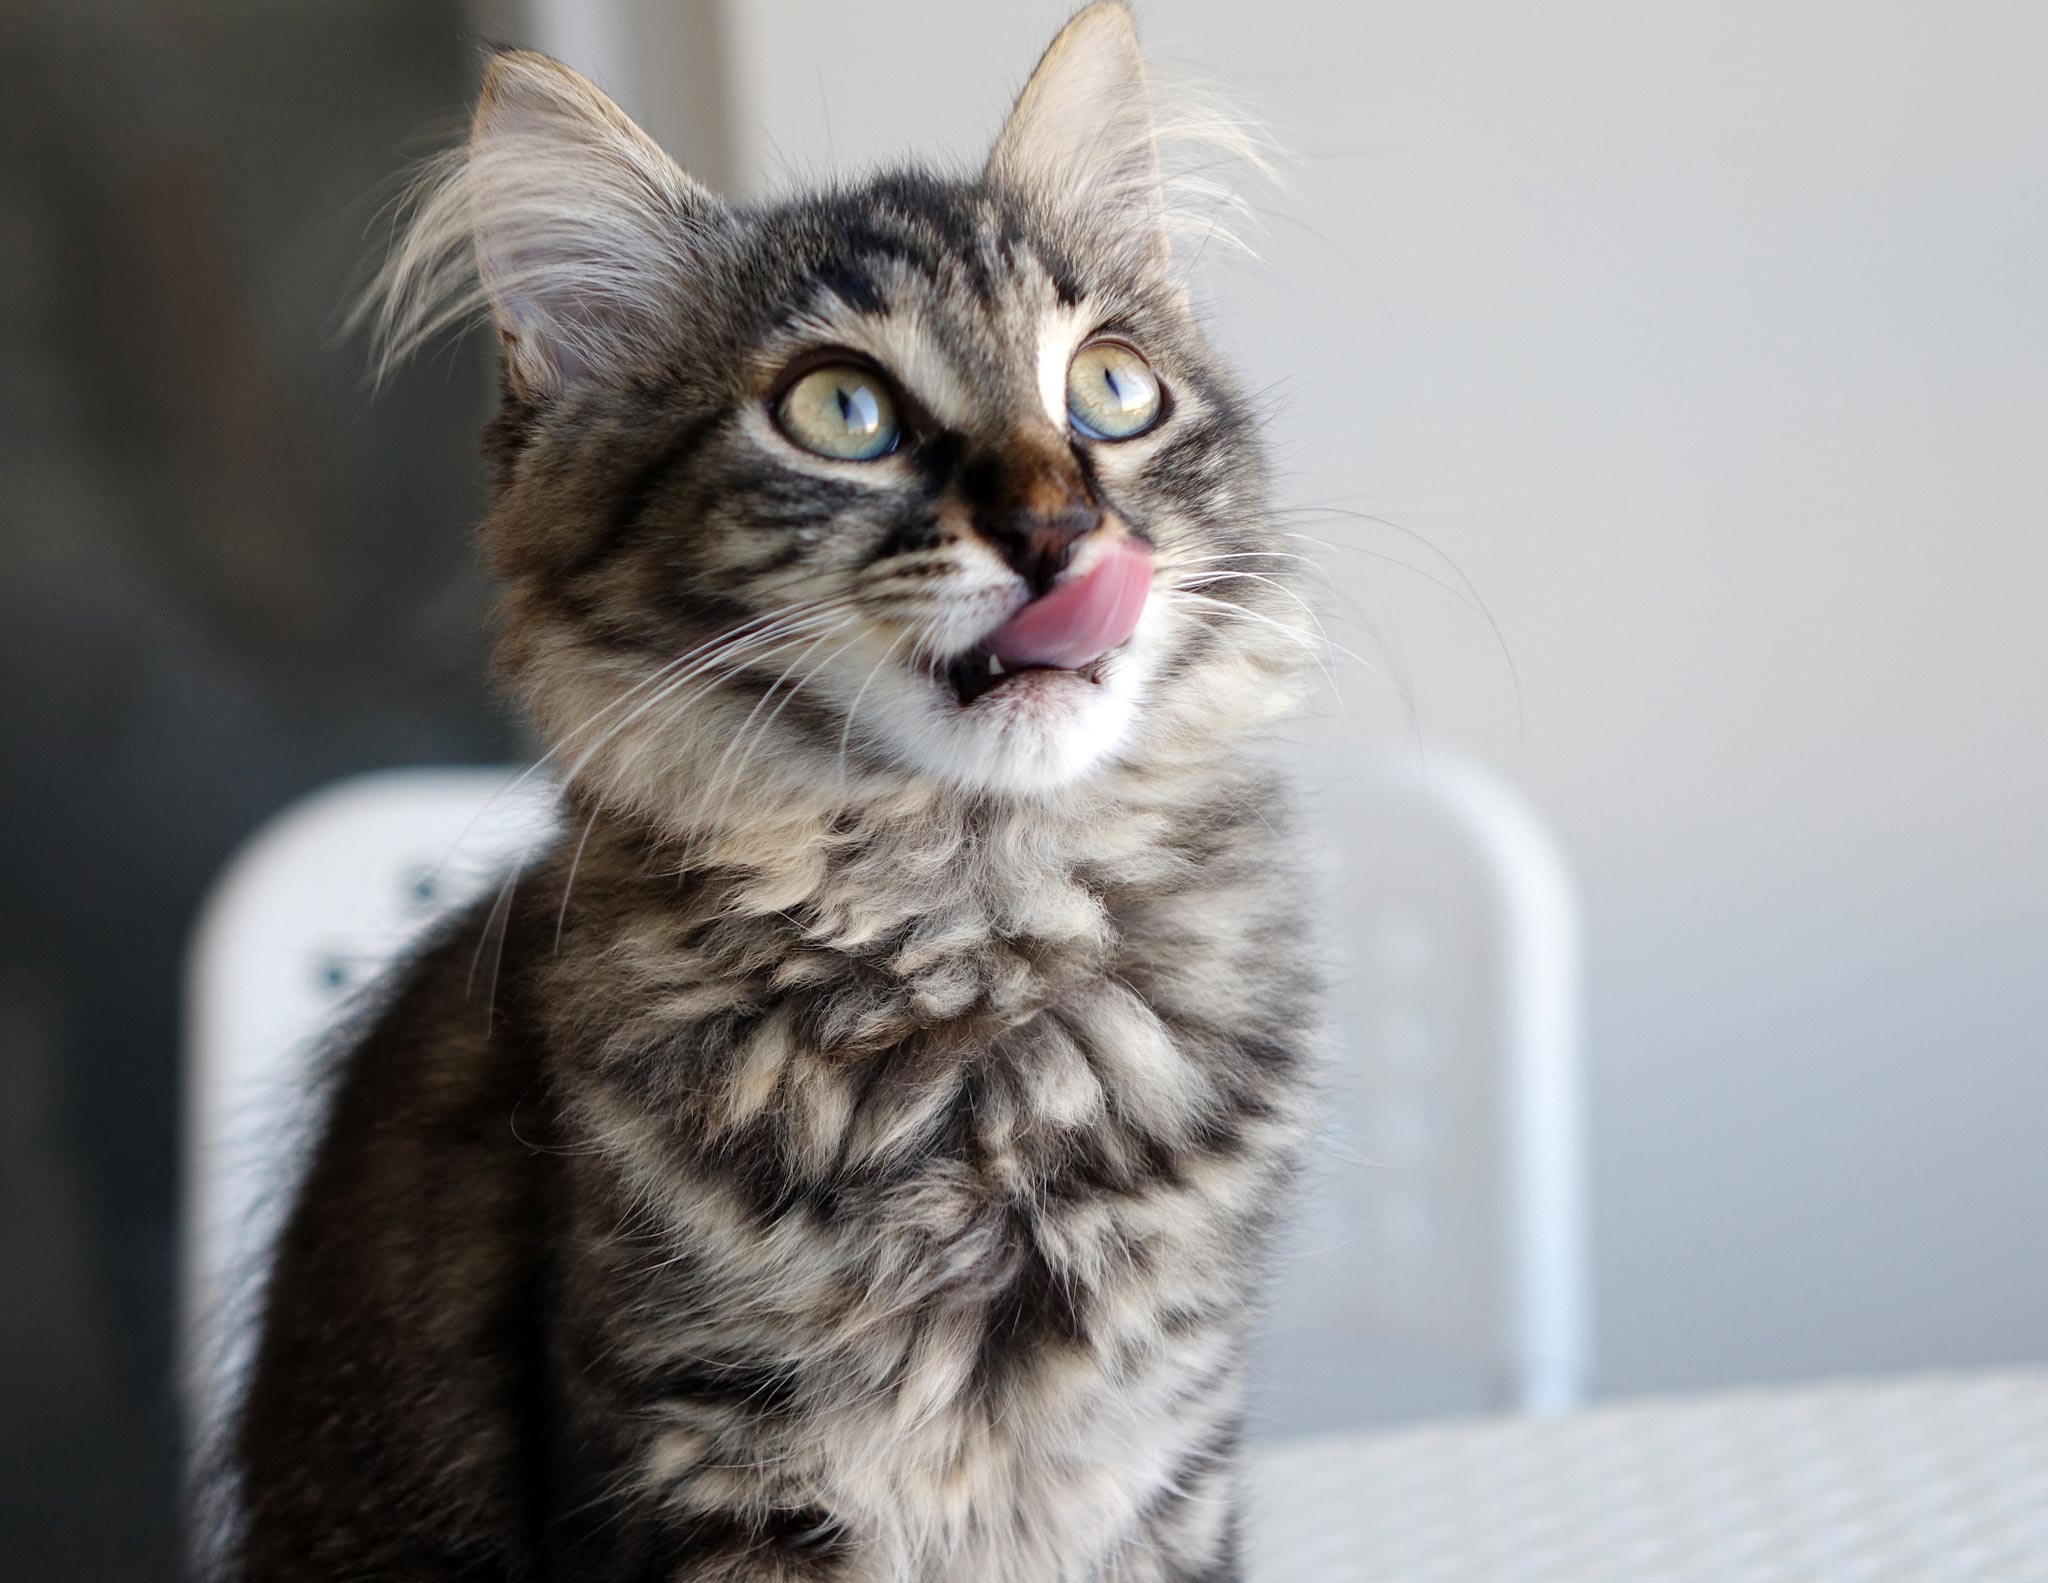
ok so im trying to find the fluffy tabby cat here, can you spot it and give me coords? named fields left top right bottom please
left=221, top=7, right=1319, bottom=1579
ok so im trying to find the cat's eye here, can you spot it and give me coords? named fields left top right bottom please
left=1066, top=340, right=1163, bottom=440
left=775, top=364, right=901, bottom=461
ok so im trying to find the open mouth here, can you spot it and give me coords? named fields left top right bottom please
left=942, top=648, right=1112, bottom=706
left=937, top=537, right=1153, bottom=710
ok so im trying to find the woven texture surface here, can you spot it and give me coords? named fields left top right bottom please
left=1246, top=1371, right=2048, bottom=1581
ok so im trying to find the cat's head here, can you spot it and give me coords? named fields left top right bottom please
left=370, top=3, right=1308, bottom=823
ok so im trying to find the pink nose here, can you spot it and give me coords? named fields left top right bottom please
left=986, top=539, right=1153, bottom=671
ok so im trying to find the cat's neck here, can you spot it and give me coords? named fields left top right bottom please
left=536, top=747, right=1283, bottom=1060
left=557, top=747, right=1257, bottom=960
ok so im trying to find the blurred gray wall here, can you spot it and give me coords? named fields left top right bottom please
left=1, top=3, right=509, bottom=1573
left=674, top=0, right=2048, bottom=1401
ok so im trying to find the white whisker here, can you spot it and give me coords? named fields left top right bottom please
left=1166, top=589, right=1382, bottom=684
left=684, top=620, right=859, bottom=837
left=553, top=800, right=604, bottom=952
left=426, top=594, right=865, bottom=883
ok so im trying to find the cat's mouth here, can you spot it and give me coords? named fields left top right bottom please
left=941, top=648, right=1112, bottom=707
left=936, top=538, right=1152, bottom=710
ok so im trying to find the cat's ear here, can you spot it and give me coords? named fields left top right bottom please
left=986, top=3, right=1167, bottom=268
left=467, top=52, right=721, bottom=397
left=360, top=50, right=724, bottom=399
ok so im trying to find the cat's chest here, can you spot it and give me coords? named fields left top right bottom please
left=828, top=969, right=1262, bottom=1234
left=791, top=1092, right=1256, bottom=1578
left=601, top=951, right=1299, bottom=1578
left=783, top=976, right=1285, bottom=1419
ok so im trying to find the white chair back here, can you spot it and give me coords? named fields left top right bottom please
left=1254, top=751, right=1588, bottom=1431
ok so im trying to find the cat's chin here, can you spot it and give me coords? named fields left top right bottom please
left=856, top=634, right=1155, bottom=796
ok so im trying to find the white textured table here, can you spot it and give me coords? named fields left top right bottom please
left=1246, top=1371, right=2048, bottom=1582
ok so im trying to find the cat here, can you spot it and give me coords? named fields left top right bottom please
left=219, top=6, right=1320, bottom=1579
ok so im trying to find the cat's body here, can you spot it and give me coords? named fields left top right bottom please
left=239, top=771, right=1310, bottom=1583
left=222, top=9, right=1319, bottom=1580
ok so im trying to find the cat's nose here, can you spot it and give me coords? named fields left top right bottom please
left=989, top=500, right=1101, bottom=594
left=971, top=460, right=1102, bottom=594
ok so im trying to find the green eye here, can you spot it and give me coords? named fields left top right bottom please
left=775, top=364, right=901, bottom=460
left=1067, top=340, right=1162, bottom=440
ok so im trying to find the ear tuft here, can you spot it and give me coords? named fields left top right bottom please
left=988, top=5, right=1277, bottom=276
left=987, top=5, right=1165, bottom=265
left=356, top=50, right=721, bottom=398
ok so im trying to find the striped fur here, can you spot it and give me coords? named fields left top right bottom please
left=223, top=8, right=1318, bottom=1580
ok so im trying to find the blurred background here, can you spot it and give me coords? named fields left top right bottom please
left=4, top=0, right=2044, bottom=1575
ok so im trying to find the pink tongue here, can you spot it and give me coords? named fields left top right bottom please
left=988, top=540, right=1153, bottom=671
